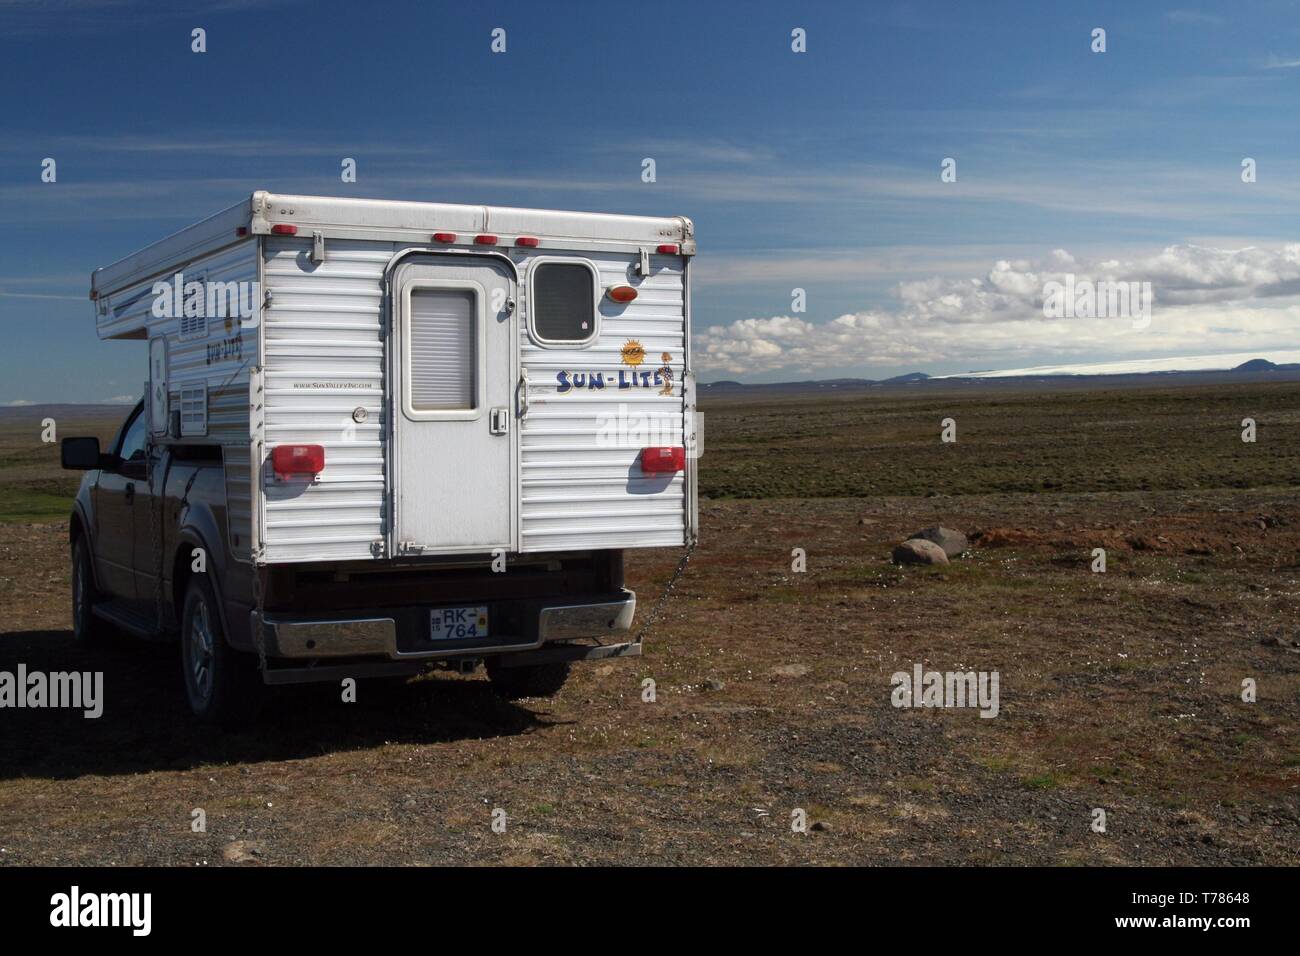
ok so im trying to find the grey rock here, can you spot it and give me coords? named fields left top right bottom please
left=892, top=539, right=949, bottom=566
left=909, top=526, right=969, bottom=558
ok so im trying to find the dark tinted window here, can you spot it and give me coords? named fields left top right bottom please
left=118, top=408, right=148, bottom=462
left=532, top=262, right=596, bottom=343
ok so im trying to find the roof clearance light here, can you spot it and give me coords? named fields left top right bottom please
left=515, top=236, right=539, bottom=247
left=474, top=234, right=498, bottom=245
left=433, top=232, right=457, bottom=243
left=271, top=444, right=325, bottom=479
left=270, top=224, right=298, bottom=235
left=656, top=243, right=680, bottom=254
left=607, top=285, right=638, bottom=303
left=641, top=446, right=685, bottom=474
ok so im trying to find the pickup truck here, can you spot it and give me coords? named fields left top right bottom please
left=62, top=398, right=638, bottom=726
left=74, top=193, right=697, bottom=727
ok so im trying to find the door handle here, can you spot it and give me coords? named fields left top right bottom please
left=124, top=482, right=135, bottom=504
left=489, top=407, right=509, bottom=435
left=517, top=370, right=529, bottom=419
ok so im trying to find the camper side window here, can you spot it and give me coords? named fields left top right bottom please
left=529, top=260, right=599, bottom=346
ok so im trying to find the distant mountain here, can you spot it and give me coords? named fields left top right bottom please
left=1232, top=358, right=1300, bottom=372
left=880, top=372, right=930, bottom=384
left=700, top=377, right=877, bottom=393
left=0, top=402, right=129, bottom=421
left=697, top=358, right=1300, bottom=396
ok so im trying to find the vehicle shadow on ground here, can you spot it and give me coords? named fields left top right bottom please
left=0, top=629, right=557, bottom=780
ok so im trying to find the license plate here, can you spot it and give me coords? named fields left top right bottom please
left=430, top=606, right=489, bottom=640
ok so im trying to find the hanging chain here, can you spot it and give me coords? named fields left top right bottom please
left=250, top=560, right=269, bottom=677
left=632, top=538, right=696, bottom=645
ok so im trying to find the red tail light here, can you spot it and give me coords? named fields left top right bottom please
left=641, top=446, right=685, bottom=474
left=656, top=243, right=679, bottom=254
left=607, top=285, right=638, bottom=303
left=474, top=234, right=498, bottom=245
left=271, top=444, right=325, bottom=479
left=270, top=224, right=298, bottom=235
left=515, top=236, right=539, bottom=247
left=433, top=232, right=457, bottom=243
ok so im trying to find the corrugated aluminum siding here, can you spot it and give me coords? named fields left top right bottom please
left=518, top=252, right=687, bottom=552
left=259, top=239, right=687, bottom=562
left=94, top=241, right=257, bottom=561
left=259, top=237, right=389, bottom=563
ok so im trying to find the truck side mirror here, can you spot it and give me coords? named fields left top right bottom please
left=61, top=436, right=103, bottom=471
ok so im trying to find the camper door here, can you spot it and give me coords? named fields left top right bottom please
left=390, top=257, right=516, bottom=554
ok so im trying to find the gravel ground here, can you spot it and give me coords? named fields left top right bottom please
left=1, top=489, right=1297, bottom=865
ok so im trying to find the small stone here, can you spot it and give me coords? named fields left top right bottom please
left=771, top=664, right=810, bottom=679
left=222, top=841, right=264, bottom=865
left=892, top=539, right=949, bottom=565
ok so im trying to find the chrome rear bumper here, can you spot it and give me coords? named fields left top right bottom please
left=252, top=589, right=636, bottom=661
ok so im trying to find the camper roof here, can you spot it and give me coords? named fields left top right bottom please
left=90, top=191, right=695, bottom=298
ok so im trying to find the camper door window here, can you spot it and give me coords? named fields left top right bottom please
left=529, top=259, right=600, bottom=347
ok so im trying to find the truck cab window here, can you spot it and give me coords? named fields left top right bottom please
left=529, top=260, right=599, bottom=345
left=117, top=407, right=148, bottom=462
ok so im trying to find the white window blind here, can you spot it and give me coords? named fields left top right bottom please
left=408, top=288, right=476, bottom=411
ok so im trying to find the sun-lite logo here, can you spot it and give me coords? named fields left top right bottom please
left=556, top=369, right=669, bottom=392
left=557, top=341, right=676, bottom=395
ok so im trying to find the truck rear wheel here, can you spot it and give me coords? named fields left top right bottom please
left=180, top=576, right=263, bottom=727
left=485, top=659, right=571, bottom=700
left=71, top=536, right=103, bottom=643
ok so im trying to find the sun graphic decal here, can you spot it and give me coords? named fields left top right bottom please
left=620, top=339, right=646, bottom=367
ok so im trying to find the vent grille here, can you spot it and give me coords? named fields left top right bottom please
left=180, top=384, right=208, bottom=436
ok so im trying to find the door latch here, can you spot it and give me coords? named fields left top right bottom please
left=489, top=407, right=509, bottom=435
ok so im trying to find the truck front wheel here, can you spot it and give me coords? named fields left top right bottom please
left=485, top=659, right=571, bottom=700
left=180, top=576, right=263, bottom=726
left=71, top=536, right=103, bottom=643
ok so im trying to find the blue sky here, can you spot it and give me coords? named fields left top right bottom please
left=3, top=0, right=1300, bottom=401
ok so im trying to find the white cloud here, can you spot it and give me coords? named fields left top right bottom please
left=694, top=243, right=1300, bottom=375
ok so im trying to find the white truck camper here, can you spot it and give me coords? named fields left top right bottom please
left=69, top=192, right=697, bottom=722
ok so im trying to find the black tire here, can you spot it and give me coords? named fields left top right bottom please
left=485, top=659, right=571, bottom=700
left=180, top=576, right=264, bottom=727
left=71, top=536, right=104, bottom=643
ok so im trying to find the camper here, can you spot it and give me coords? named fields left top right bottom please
left=62, top=192, right=697, bottom=724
